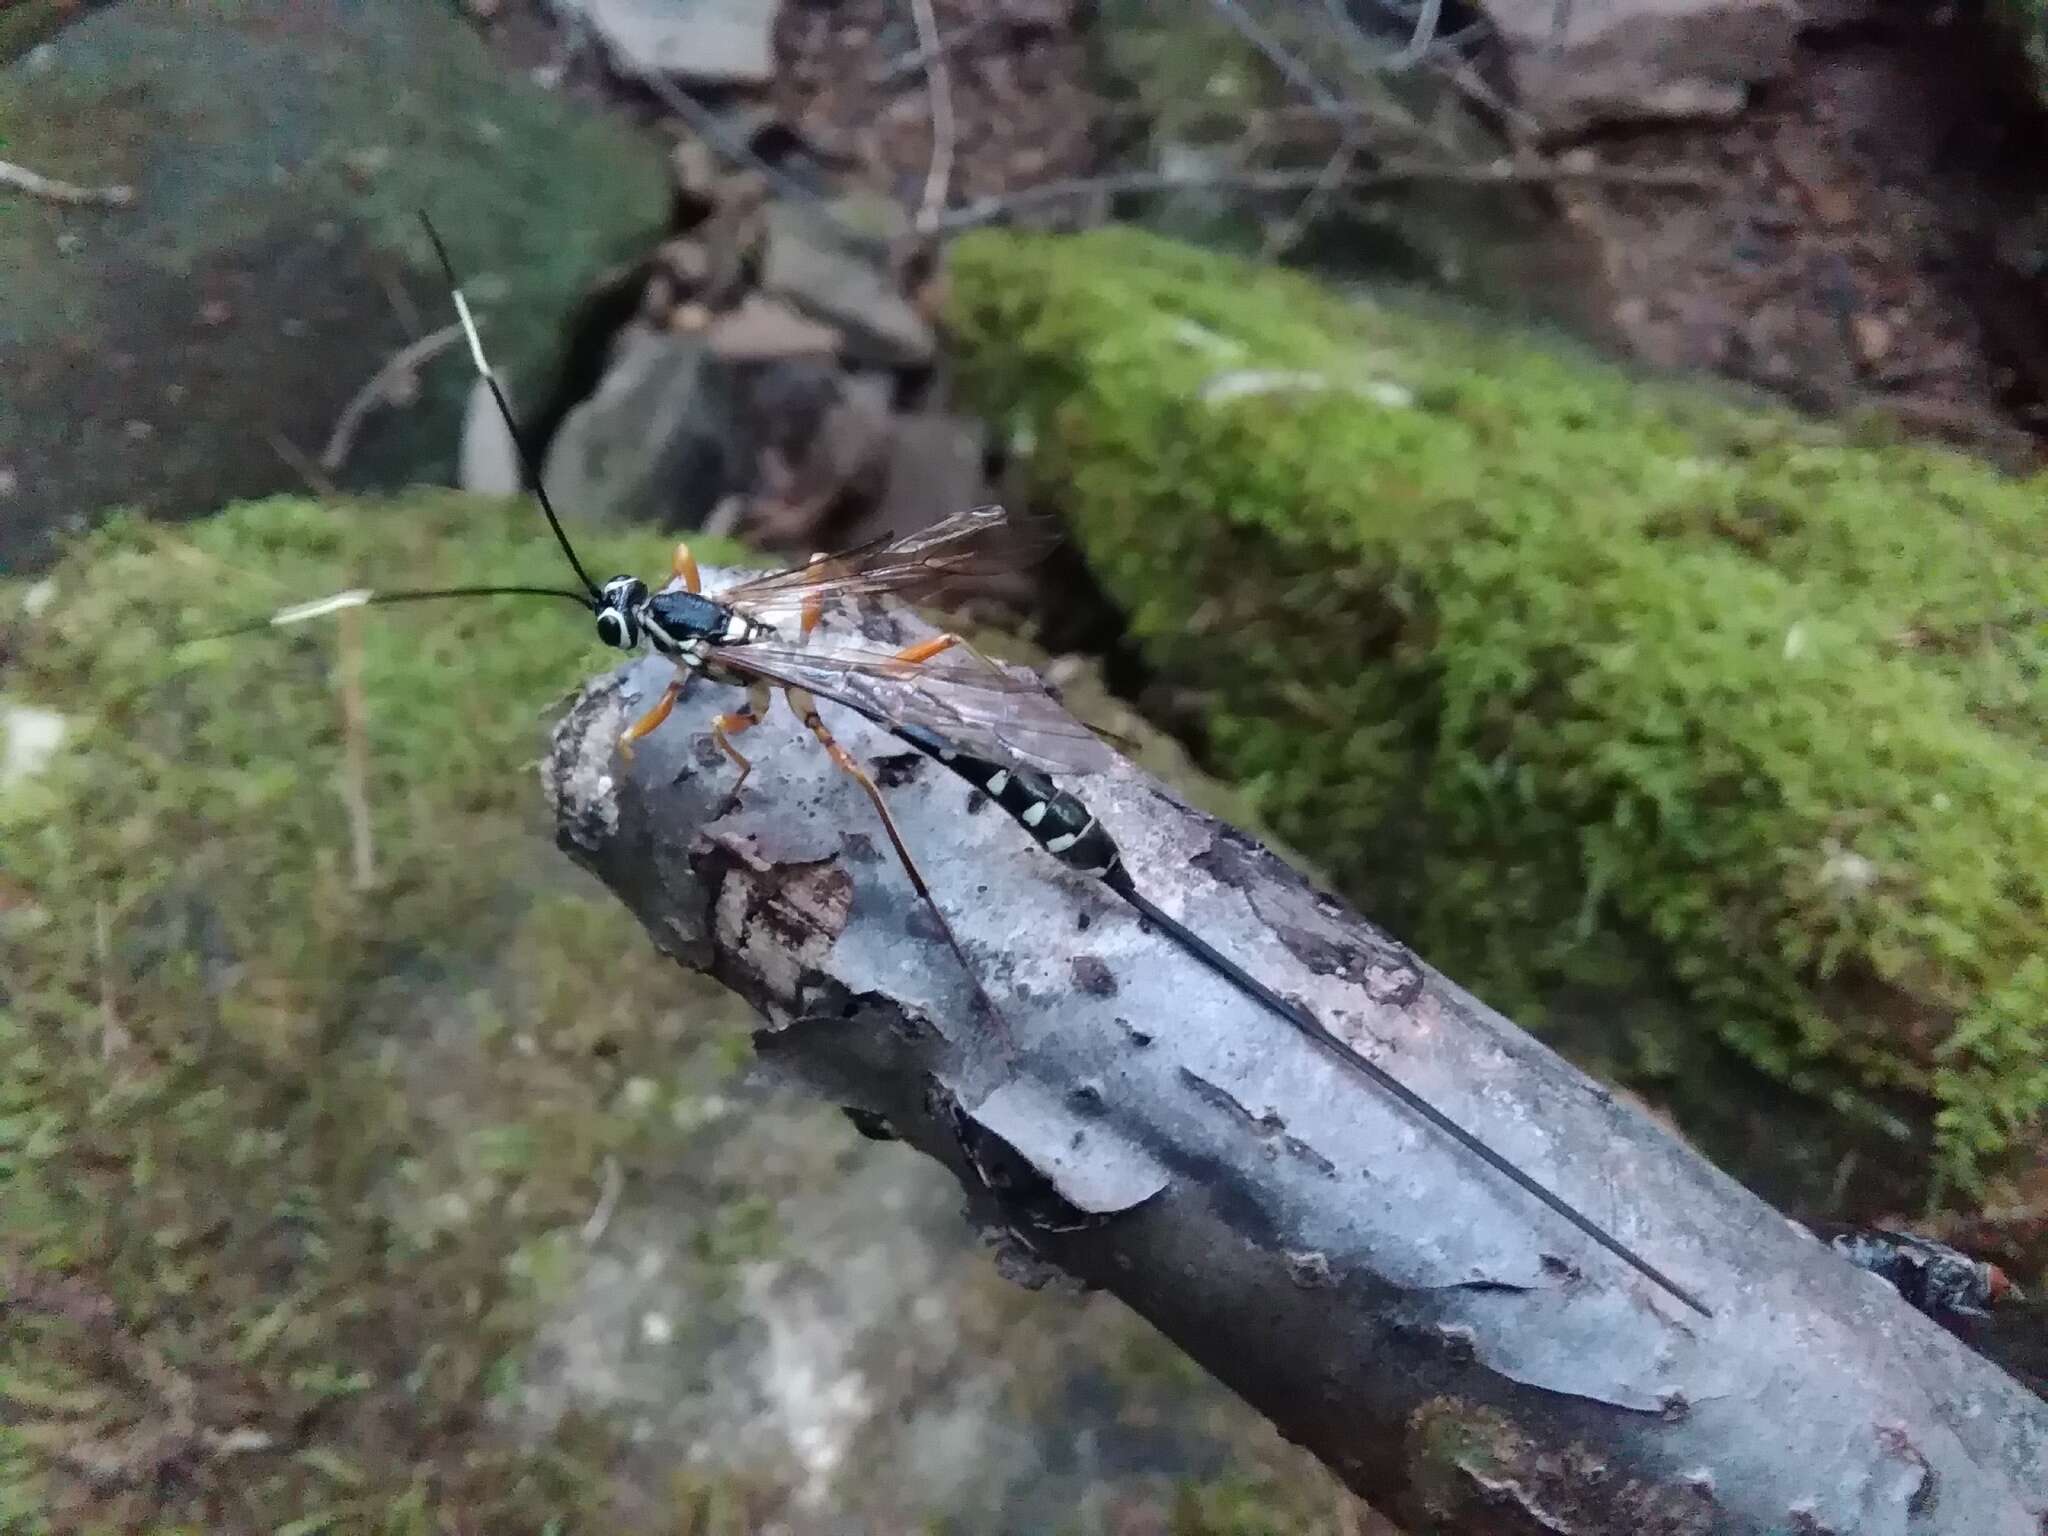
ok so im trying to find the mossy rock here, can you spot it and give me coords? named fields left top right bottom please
left=0, top=0, right=666, bottom=572
left=947, top=226, right=2048, bottom=1195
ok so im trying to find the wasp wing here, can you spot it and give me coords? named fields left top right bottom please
left=720, top=635, right=1118, bottom=777
left=710, top=505, right=1057, bottom=621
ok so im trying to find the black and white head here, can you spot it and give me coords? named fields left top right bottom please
left=595, top=576, right=649, bottom=650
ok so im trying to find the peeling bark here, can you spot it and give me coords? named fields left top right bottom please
left=545, top=630, right=2048, bottom=1534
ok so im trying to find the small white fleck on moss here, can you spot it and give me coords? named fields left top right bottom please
left=1, top=701, right=67, bottom=787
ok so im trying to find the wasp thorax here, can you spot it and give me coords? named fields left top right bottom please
left=595, top=576, right=648, bottom=649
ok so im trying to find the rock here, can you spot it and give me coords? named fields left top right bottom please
left=458, top=377, right=524, bottom=496
left=743, top=368, right=895, bottom=542
left=551, top=0, right=779, bottom=87
left=667, top=137, right=721, bottom=227
left=868, top=413, right=993, bottom=548
left=540, top=324, right=741, bottom=526
left=704, top=293, right=842, bottom=360
left=761, top=201, right=934, bottom=368
left=1477, top=0, right=1801, bottom=137
left=0, top=0, right=666, bottom=573
left=1849, top=312, right=1893, bottom=369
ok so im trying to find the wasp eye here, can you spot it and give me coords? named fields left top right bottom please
left=596, top=608, right=630, bottom=648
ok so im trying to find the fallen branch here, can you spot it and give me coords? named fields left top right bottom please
left=909, top=0, right=955, bottom=235
left=318, top=321, right=463, bottom=474
left=544, top=600, right=2048, bottom=1533
left=0, top=158, right=134, bottom=207
left=938, top=157, right=1716, bottom=231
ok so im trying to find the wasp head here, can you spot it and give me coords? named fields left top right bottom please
left=595, top=576, right=648, bottom=649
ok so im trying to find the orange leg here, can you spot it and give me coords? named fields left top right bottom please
left=710, top=679, right=773, bottom=814
left=672, top=541, right=702, bottom=594
left=784, top=685, right=1012, bottom=1046
left=801, top=551, right=828, bottom=639
left=889, top=633, right=960, bottom=669
left=618, top=673, right=687, bottom=760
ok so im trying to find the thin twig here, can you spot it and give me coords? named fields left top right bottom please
left=1160, top=98, right=1467, bottom=164
left=318, top=321, right=463, bottom=473
left=266, top=432, right=339, bottom=498
left=581, top=23, right=888, bottom=258
left=371, top=254, right=424, bottom=342
left=0, top=158, right=134, bottom=207
left=910, top=0, right=955, bottom=234
left=938, top=157, right=1716, bottom=231
left=1431, top=50, right=1539, bottom=140
left=582, top=1154, right=624, bottom=1244
left=1318, top=0, right=1474, bottom=77
left=1392, top=0, right=1445, bottom=67
left=634, top=66, right=824, bottom=212
left=1320, top=0, right=1387, bottom=77
left=870, top=9, right=998, bottom=84
left=1262, top=134, right=1361, bottom=258
left=1205, top=0, right=1339, bottom=108
left=336, top=606, right=378, bottom=893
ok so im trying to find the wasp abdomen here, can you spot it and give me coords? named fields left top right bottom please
left=893, top=725, right=1122, bottom=880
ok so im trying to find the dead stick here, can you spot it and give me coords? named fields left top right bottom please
left=870, top=10, right=1000, bottom=85
left=937, top=158, right=1714, bottom=231
left=336, top=606, right=377, bottom=892
left=0, top=158, right=134, bottom=207
left=266, top=432, right=339, bottom=499
left=1262, top=135, right=1360, bottom=258
left=546, top=618, right=2048, bottom=1533
left=910, top=0, right=955, bottom=235
left=319, top=321, right=464, bottom=474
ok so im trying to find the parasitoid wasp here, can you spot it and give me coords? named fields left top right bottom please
left=227, top=213, right=1713, bottom=1320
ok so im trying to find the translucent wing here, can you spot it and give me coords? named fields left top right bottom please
left=711, top=505, right=1056, bottom=621
left=720, top=635, right=1118, bottom=777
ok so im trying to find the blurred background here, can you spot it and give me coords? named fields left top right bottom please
left=1, top=1, right=2044, bottom=1530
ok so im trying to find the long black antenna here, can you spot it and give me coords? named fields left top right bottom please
left=195, top=584, right=596, bottom=644
left=418, top=212, right=601, bottom=601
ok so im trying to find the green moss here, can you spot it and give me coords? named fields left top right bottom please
left=1163, top=1474, right=1349, bottom=1535
left=948, top=227, right=2048, bottom=1188
left=0, top=494, right=762, bottom=1529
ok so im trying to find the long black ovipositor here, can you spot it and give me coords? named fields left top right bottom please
left=887, top=722, right=1713, bottom=1320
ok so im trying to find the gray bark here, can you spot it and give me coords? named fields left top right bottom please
left=545, top=641, right=2048, bottom=1535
